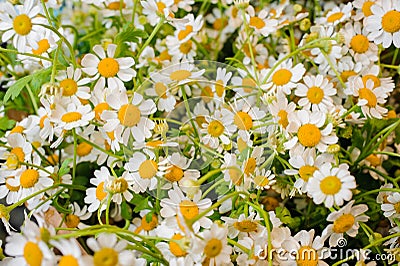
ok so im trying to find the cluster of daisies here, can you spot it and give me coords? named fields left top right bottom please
left=0, top=0, right=399, bottom=265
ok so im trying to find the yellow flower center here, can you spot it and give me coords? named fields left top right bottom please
left=94, top=103, right=110, bottom=121
left=333, top=214, right=355, bottom=233
left=234, top=111, right=253, bottom=131
left=179, top=40, right=192, bottom=55
left=98, top=58, right=119, bottom=78
left=242, top=77, right=256, bottom=93
left=249, top=17, right=265, bottom=29
left=254, top=175, right=270, bottom=187
left=382, top=10, right=400, bottom=33
left=20, top=169, right=39, bottom=188
left=118, top=104, right=141, bottom=127
left=13, top=14, right=32, bottom=36
left=96, top=182, right=107, bottom=200
left=11, top=147, right=25, bottom=162
left=278, top=110, right=289, bottom=128
left=307, top=86, right=324, bottom=104
left=362, top=1, right=374, bottom=17
left=327, top=12, right=344, bottom=23
left=215, top=79, right=225, bottom=97
left=178, top=25, right=193, bottom=41
left=39, top=115, right=48, bottom=129
left=141, top=214, right=158, bottom=231
left=107, top=1, right=126, bottom=10
left=169, top=234, right=187, bottom=257
left=366, top=154, right=381, bottom=167
left=11, top=125, right=24, bottom=134
left=76, top=142, right=93, bottom=157
left=362, top=75, right=380, bottom=88
left=165, top=165, right=184, bottom=182
left=299, top=165, right=318, bottom=181
left=296, top=246, right=318, bottom=266
left=395, top=202, right=400, bottom=213
left=60, top=78, right=78, bottom=97
left=207, top=120, right=225, bottom=137
left=108, top=178, right=128, bottom=193
left=213, top=18, right=227, bottom=30
left=61, top=112, right=82, bottom=123
left=272, top=69, right=292, bottom=86
left=156, top=1, right=166, bottom=13
left=204, top=238, right=223, bottom=258
left=154, top=82, right=168, bottom=99
left=65, top=214, right=80, bottom=228
left=297, top=124, right=321, bottom=147
left=59, top=255, right=79, bottom=266
left=350, top=34, right=369, bottom=54
left=233, top=220, right=258, bottom=232
left=138, top=160, right=158, bottom=179
left=32, top=39, right=50, bottom=55
left=320, top=175, right=341, bottom=195
left=24, top=241, right=43, bottom=266
left=228, top=168, right=243, bottom=185
left=358, top=88, right=377, bottom=107
left=244, top=157, right=257, bottom=175
left=179, top=200, right=199, bottom=220
left=340, top=70, right=357, bottom=82
left=93, top=248, right=119, bottom=266
left=6, top=177, right=20, bottom=192
left=170, top=70, right=191, bottom=81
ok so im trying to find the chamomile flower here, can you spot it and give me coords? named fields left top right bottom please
left=285, top=110, right=338, bottom=153
left=307, top=163, right=356, bottom=208
left=124, top=151, right=164, bottom=192
left=130, top=210, right=159, bottom=236
left=84, top=166, right=110, bottom=212
left=147, top=72, right=176, bottom=112
left=101, top=90, right=156, bottom=144
left=1, top=133, right=33, bottom=170
left=160, top=184, right=212, bottom=233
left=222, top=208, right=262, bottom=238
left=106, top=170, right=135, bottom=204
left=268, top=92, right=296, bottom=130
left=246, top=5, right=278, bottom=37
left=141, top=0, right=174, bottom=26
left=353, top=0, right=379, bottom=22
left=295, top=74, right=336, bottom=112
left=342, top=22, right=379, bottom=65
left=381, top=192, right=400, bottom=221
left=166, top=35, right=197, bottom=61
left=192, top=223, right=232, bottom=265
left=160, top=60, right=205, bottom=86
left=163, top=152, right=191, bottom=183
left=279, top=229, right=329, bottom=266
left=87, top=233, right=142, bottom=266
left=173, top=14, right=204, bottom=43
left=49, top=238, right=89, bottom=265
left=230, top=99, right=267, bottom=138
left=201, top=108, right=235, bottom=149
left=351, top=77, right=388, bottom=119
left=322, top=200, right=369, bottom=247
left=263, top=59, right=306, bottom=95
left=81, top=44, right=136, bottom=91
left=285, top=149, right=333, bottom=194
left=0, top=0, right=47, bottom=52
left=365, top=0, right=400, bottom=48
left=56, top=66, right=91, bottom=100
left=210, top=67, right=233, bottom=103
left=252, top=168, right=276, bottom=190
left=64, top=202, right=92, bottom=229
left=319, top=3, right=352, bottom=26
left=52, top=98, right=94, bottom=131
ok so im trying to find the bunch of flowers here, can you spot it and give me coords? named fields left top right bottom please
left=0, top=0, right=399, bottom=265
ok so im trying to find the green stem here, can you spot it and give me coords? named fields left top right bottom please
left=136, top=17, right=165, bottom=59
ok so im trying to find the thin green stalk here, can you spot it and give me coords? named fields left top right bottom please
left=136, top=17, right=165, bottom=58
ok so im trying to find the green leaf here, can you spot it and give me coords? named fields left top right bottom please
left=121, top=201, right=133, bottom=220
left=130, top=194, right=150, bottom=213
left=114, top=23, right=148, bottom=56
left=3, top=68, right=51, bottom=103
left=58, top=158, right=73, bottom=176
left=30, top=68, right=52, bottom=93
left=0, top=117, right=16, bottom=131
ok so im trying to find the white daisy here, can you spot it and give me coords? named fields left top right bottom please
left=268, top=92, right=296, bottom=130
left=173, top=14, right=204, bottom=43
left=192, top=223, right=232, bottom=265
left=319, top=3, right=352, bottom=26
left=0, top=0, right=47, bottom=52
left=200, top=108, right=235, bottom=149
left=51, top=98, right=94, bottom=131
left=49, top=238, right=89, bottom=265
left=352, top=0, right=379, bottom=22
left=285, top=110, right=338, bottom=153
left=307, top=163, right=356, bottom=208
left=106, top=170, right=135, bottom=204
left=350, top=77, right=388, bottom=119
left=56, top=66, right=91, bottom=100
left=141, top=0, right=174, bottom=26
left=322, top=200, right=369, bottom=247
left=147, top=72, right=176, bottom=112
left=365, top=0, right=400, bottom=48
left=84, top=166, right=110, bottom=212
left=81, top=44, right=136, bottom=91
left=381, top=192, right=400, bottom=221
left=295, top=74, right=336, bottom=112
left=246, top=5, right=278, bottom=37
left=101, top=90, right=156, bottom=144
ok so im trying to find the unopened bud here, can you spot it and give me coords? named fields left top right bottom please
left=327, top=144, right=340, bottom=154
left=300, top=18, right=311, bottom=31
